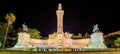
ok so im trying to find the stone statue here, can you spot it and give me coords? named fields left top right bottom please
left=58, top=3, right=62, bottom=10
left=92, top=24, right=100, bottom=33
left=22, top=23, right=28, bottom=32
left=90, top=25, right=107, bottom=48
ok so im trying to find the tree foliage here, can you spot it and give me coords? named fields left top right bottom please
left=0, top=22, right=17, bottom=48
left=0, top=22, right=13, bottom=41
left=18, top=28, right=42, bottom=39
left=0, top=41, right=2, bottom=47
left=28, top=28, right=42, bottom=39
left=71, top=35, right=82, bottom=39
left=0, top=22, right=8, bottom=40
left=0, top=22, right=13, bottom=35
left=5, top=13, right=16, bottom=25
left=71, top=33, right=83, bottom=39
left=104, top=31, right=120, bottom=48
left=114, top=37, right=120, bottom=47
left=2, top=12, right=16, bottom=48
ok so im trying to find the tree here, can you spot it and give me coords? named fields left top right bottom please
left=0, top=22, right=12, bottom=48
left=7, top=29, right=18, bottom=47
left=114, top=37, right=120, bottom=47
left=104, top=31, right=120, bottom=48
left=2, top=13, right=16, bottom=48
left=71, top=35, right=81, bottom=39
left=71, top=33, right=83, bottom=39
left=0, top=22, right=8, bottom=41
left=18, top=28, right=42, bottom=39
left=28, top=28, right=42, bottom=39
left=0, top=41, right=2, bottom=48
left=0, top=22, right=13, bottom=38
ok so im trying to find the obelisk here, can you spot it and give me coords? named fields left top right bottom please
left=56, top=3, right=64, bottom=34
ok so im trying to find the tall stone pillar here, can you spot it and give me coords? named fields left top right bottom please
left=56, top=3, right=64, bottom=34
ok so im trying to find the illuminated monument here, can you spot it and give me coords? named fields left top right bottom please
left=47, top=4, right=73, bottom=49
left=56, top=3, right=64, bottom=34
left=87, top=24, right=107, bottom=49
left=13, top=3, right=107, bottom=51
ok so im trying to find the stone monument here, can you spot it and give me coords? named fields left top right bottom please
left=88, top=24, right=107, bottom=49
left=56, top=3, right=65, bottom=49
left=13, top=32, right=32, bottom=48
left=56, top=3, right=64, bottom=34
left=64, top=32, right=73, bottom=48
left=48, top=3, right=73, bottom=51
left=13, top=23, right=32, bottom=49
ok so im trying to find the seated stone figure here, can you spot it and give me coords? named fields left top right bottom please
left=22, top=23, right=28, bottom=32
left=92, top=24, right=100, bottom=33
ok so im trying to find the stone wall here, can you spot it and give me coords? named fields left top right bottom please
left=72, top=38, right=91, bottom=48
left=30, top=39, right=48, bottom=48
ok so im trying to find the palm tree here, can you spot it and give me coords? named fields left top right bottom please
left=2, top=13, right=16, bottom=48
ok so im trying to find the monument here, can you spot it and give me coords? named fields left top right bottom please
left=47, top=3, right=74, bottom=51
left=56, top=3, right=64, bottom=34
left=13, top=3, right=107, bottom=51
left=88, top=24, right=107, bottom=49
left=13, top=24, right=32, bottom=49
left=13, top=32, right=32, bottom=48
left=56, top=3, right=65, bottom=48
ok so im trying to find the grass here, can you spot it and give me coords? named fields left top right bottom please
left=0, top=48, right=120, bottom=54
left=0, top=51, right=120, bottom=54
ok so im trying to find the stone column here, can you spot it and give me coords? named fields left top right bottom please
left=56, top=3, right=64, bottom=34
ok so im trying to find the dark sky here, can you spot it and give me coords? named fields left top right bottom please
left=0, top=0, right=120, bottom=37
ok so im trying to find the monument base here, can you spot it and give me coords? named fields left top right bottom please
left=87, top=32, right=107, bottom=49
left=13, top=32, right=32, bottom=49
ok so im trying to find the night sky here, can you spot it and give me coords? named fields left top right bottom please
left=0, top=0, right=120, bottom=37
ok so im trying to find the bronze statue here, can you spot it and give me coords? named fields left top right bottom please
left=22, top=22, right=28, bottom=32
left=92, top=24, right=100, bottom=33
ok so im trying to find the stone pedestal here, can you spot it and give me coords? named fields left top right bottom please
left=88, top=32, right=107, bottom=49
left=13, top=32, right=32, bottom=48
left=48, top=32, right=73, bottom=49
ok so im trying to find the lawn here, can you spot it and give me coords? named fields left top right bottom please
left=0, top=49, right=120, bottom=54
